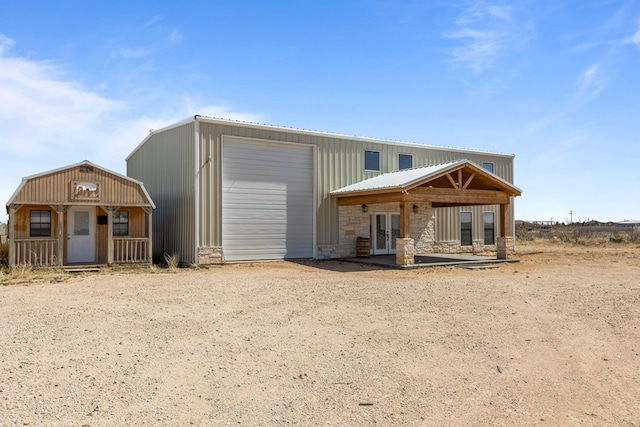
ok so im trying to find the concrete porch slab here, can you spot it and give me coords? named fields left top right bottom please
left=343, top=253, right=519, bottom=269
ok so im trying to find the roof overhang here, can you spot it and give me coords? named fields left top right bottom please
left=331, top=159, right=521, bottom=208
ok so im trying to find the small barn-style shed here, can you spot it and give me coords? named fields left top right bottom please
left=6, top=161, right=155, bottom=268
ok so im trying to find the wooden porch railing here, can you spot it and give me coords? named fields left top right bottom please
left=13, top=239, right=59, bottom=266
left=113, top=237, right=150, bottom=263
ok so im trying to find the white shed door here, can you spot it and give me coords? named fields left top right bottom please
left=67, top=207, right=96, bottom=263
left=222, top=138, right=314, bottom=261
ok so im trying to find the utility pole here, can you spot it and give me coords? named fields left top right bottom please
left=570, top=210, right=573, bottom=224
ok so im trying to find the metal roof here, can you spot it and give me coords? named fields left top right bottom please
left=331, top=159, right=521, bottom=196
left=126, top=115, right=516, bottom=161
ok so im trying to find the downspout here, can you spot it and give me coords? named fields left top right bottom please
left=194, top=116, right=200, bottom=264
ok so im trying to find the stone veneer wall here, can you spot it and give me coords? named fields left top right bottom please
left=332, top=202, right=437, bottom=258
left=331, top=204, right=372, bottom=258
left=198, top=247, right=224, bottom=264
left=410, top=202, right=435, bottom=254
left=432, top=240, right=498, bottom=254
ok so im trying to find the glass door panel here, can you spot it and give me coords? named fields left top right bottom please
left=375, top=214, right=387, bottom=251
left=390, top=214, right=400, bottom=251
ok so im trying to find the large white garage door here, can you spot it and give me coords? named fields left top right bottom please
left=222, top=137, right=314, bottom=261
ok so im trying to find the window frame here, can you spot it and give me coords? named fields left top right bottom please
left=483, top=212, right=495, bottom=245
left=460, top=211, right=473, bottom=246
left=482, top=162, right=494, bottom=173
left=30, top=209, right=52, bottom=237
left=364, top=150, right=380, bottom=172
left=398, top=153, right=413, bottom=170
left=112, top=210, right=129, bottom=237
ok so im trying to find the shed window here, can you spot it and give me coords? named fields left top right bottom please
left=482, top=162, right=494, bottom=173
left=113, top=211, right=129, bottom=236
left=364, top=150, right=380, bottom=171
left=399, top=154, right=413, bottom=170
left=30, top=210, right=51, bottom=237
left=483, top=212, right=495, bottom=245
left=461, top=212, right=472, bottom=246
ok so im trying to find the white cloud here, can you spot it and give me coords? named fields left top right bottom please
left=624, top=22, right=640, bottom=46
left=108, top=15, right=182, bottom=59
left=0, top=36, right=123, bottom=155
left=577, top=63, right=606, bottom=101
left=487, top=5, right=512, bottom=21
left=523, top=113, right=566, bottom=134
left=444, top=1, right=533, bottom=72
left=168, top=29, right=183, bottom=44
left=0, top=34, right=15, bottom=54
left=0, top=34, right=260, bottom=222
left=110, top=48, right=151, bottom=59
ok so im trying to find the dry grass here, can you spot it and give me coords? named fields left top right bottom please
left=517, top=226, right=640, bottom=246
left=163, top=252, right=180, bottom=271
left=0, top=264, right=69, bottom=285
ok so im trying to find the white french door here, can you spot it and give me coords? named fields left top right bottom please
left=372, top=213, right=400, bottom=255
left=67, top=207, right=96, bottom=263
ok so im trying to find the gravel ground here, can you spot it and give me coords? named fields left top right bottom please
left=1, top=241, right=639, bottom=426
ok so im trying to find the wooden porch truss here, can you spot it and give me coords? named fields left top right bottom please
left=331, top=160, right=522, bottom=243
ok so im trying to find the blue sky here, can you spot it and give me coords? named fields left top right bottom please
left=1, top=0, right=639, bottom=223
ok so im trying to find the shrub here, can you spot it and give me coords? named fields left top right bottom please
left=0, top=241, right=8, bottom=267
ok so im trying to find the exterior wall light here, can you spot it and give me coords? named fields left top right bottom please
left=362, top=204, right=368, bottom=213
left=413, top=204, right=419, bottom=213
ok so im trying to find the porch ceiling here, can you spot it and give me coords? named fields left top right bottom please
left=330, top=159, right=521, bottom=207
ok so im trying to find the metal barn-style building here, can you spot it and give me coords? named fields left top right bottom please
left=126, top=116, right=521, bottom=266
left=6, top=161, right=155, bottom=268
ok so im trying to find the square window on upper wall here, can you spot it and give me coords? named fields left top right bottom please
left=399, top=154, right=413, bottom=170
left=482, top=162, right=494, bottom=173
left=365, top=150, right=380, bottom=171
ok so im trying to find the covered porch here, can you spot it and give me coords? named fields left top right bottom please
left=330, top=159, right=522, bottom=266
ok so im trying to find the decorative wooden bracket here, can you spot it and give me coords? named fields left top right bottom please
left=462, top=173, right=476, bottom=190
left=446, top=173, right=459, bottom=189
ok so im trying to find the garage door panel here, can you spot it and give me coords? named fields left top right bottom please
left=222, top=138, right=314, bottom=261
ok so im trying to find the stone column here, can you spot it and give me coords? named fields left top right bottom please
left=396, top=237, right=415, bottom=266
left=497, top=236, right=513, bottom=260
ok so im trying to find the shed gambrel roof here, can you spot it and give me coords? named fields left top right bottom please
left=6, top=160, right=155, bottom=209
left=331, top=159, right=521, bottom=197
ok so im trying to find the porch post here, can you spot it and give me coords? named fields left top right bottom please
left=54, top=205, right=65, bottom=266
left=399, top=200, right=411, bottom=238
left=396, top=200, right=415, bottom=266
left=8, top=205, right=18, bottom=267
left=497, top=201, right=511, bottom=260
left=106, top=207, right=115, bottom=265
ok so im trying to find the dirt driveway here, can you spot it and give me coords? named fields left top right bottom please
left=1, top=242, right=639, bottom=426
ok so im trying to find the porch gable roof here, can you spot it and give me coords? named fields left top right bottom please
left=330, top=159, right=521, bottom=207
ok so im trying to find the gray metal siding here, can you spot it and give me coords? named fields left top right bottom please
left=436, top=205, right=502, bottom=243
left=196, top=120, right=515, bottom=249
left=127, top=123, right=196, bottom=263
left=130, top=118, right=516, bottom=260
